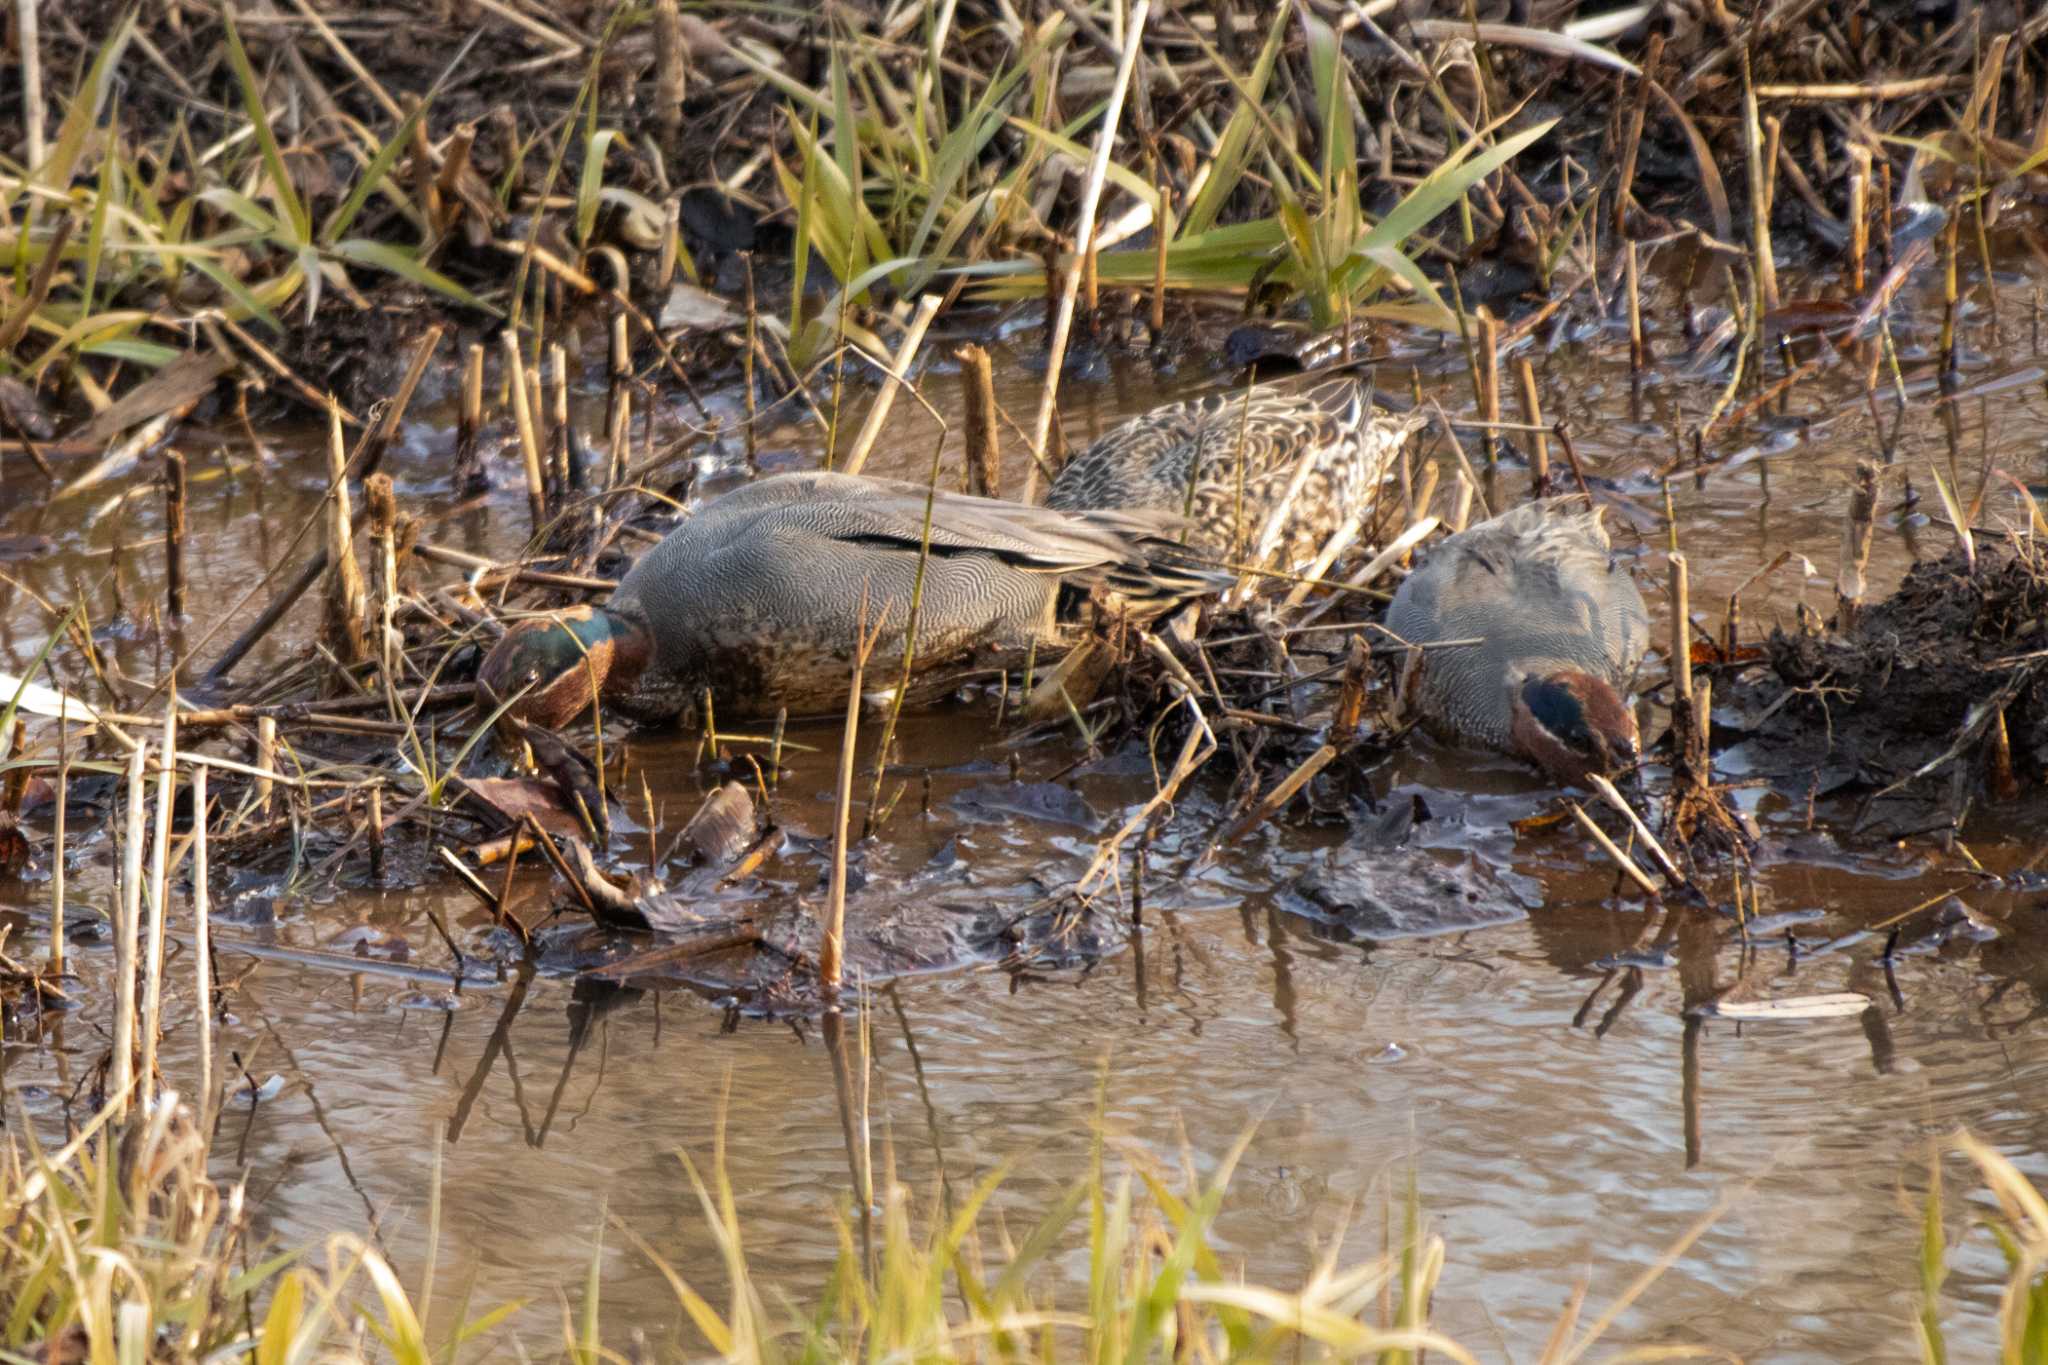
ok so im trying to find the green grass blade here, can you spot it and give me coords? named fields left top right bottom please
left=328, top=239, right=501, bottom=316
left=324, top=98, right=430, bottom=243
left=221, top=10, right=311, bottom=245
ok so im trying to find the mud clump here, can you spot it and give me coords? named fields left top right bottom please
left=1735, top=544, right=2048, bottom=811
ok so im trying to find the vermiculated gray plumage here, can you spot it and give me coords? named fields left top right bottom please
left=1045, top=379, right=1425, bottom=573
left=1385, top=500, right=1650, bottom=747
left=605, top=472, right=1229, bottom=720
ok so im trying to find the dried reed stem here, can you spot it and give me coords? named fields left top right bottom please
left=1625, top=241, right=1646, bottom=373
left=606, top=311, right=631, bottom=487
left=1848, top=144, right=1871, bottom=296
left=49, top=720, right=66, bottom=972
left=822, top=603, right=886, bottom=997
left=16, top=0, right=44, bottom=169
left=191, top=762, right=213, bottom=1123
left=1668, top=551, right=1693, bottom=710
left=1568, top=800, right=1660, bottom=898
left=113, top=740, right=147, bottom=1120
left=1740, top=47, right=1780, bottom=311
left=653, top=0, right=685, bottom=139
left=255, top=716, right=278, bottom=819
left=141, top=704, right=177, bottom=1111
left=1515, top=357, right=1548, bottom=498
left=1024, top=0, right=1153, bottom=500
left=323, top=405, right=369, bottom=665
left=841, top=294, right=942, bottom=478
left=503, top=332, right=546, bottom=533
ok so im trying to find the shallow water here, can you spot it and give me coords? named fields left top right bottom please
left=5, top=227, right=2048, bottom=1359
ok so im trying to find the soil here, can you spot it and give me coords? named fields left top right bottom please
left=1728, top=544, right=2048, bottom=818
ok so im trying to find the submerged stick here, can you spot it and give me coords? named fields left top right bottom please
left=1024, top=0, right=1153, bottom=500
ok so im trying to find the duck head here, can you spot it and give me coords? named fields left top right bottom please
left=1505, top=668, right=1639, bottom=786
left=477, top=605, right=651, bottom=730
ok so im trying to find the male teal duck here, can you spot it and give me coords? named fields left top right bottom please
left=478, top=471, right=1230, bottom=728
left=1385, top=499, right=1650, bottom=785
left=1045, top=378, right=1426, bottom=575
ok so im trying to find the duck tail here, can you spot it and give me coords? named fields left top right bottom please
left=1099, top=542, right=1239, bottom=609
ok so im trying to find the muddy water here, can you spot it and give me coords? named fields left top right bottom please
left=6, top=237, right=2048, bottom=1359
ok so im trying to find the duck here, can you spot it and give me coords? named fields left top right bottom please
left=1044, top=378, right=1426, bottom=576
left=1384, top=498, right=1650, bottom=785
left=477, top=470, right=1232, bottom=728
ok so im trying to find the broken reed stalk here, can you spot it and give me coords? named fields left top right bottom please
left=1669, top=551, right=1693, bottom=711
left=821, top=603, right=887, bottom=999
left=606, top=311, right=631, bottom=487
left=840, top=294, right=943, bottom=478
left=1836, top=461, right=1878, bottom=631
left=1848, top=145, right=1871, bottom=296
left=957, top=343, right=1000, bottom=496
left=1024, top=0, right=1153, bottom=501
left=503, top=331, right=546, bottom=533
left=367, top=784, right=386, bottom=881
left=255, top=716, right=278, bottom=819
left=323, top=405, right=370, bottom=667
left=549, top=342, right=577, bottom=492
left=113, top=740, right=146, bottom=1120
left=141, top=704, right=177, bottom=1111
left=455, top=342, right=487, bottom=496
left=1515, top=357, right=1548, bottom=498
left=658, top=196, right=681, bottom=292
left=1625, top=241, right=1646, bottom=374
left=1940, top=209, right=1960, bottom=377
left=1477, top=309, right=1501, bottom=468
left=365, top=474, right=400, bottom=681
left=191, top=762, right=213, bottom=1123
left=163, top=449, right=187, bottom=617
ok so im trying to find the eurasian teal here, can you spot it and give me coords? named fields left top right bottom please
left=1385, top=499, right=1650, bottom=784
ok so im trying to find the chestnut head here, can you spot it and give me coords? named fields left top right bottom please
left=477, top=606, right=649, bottom=730
left=1505, top=669, right=1639, bottom=786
